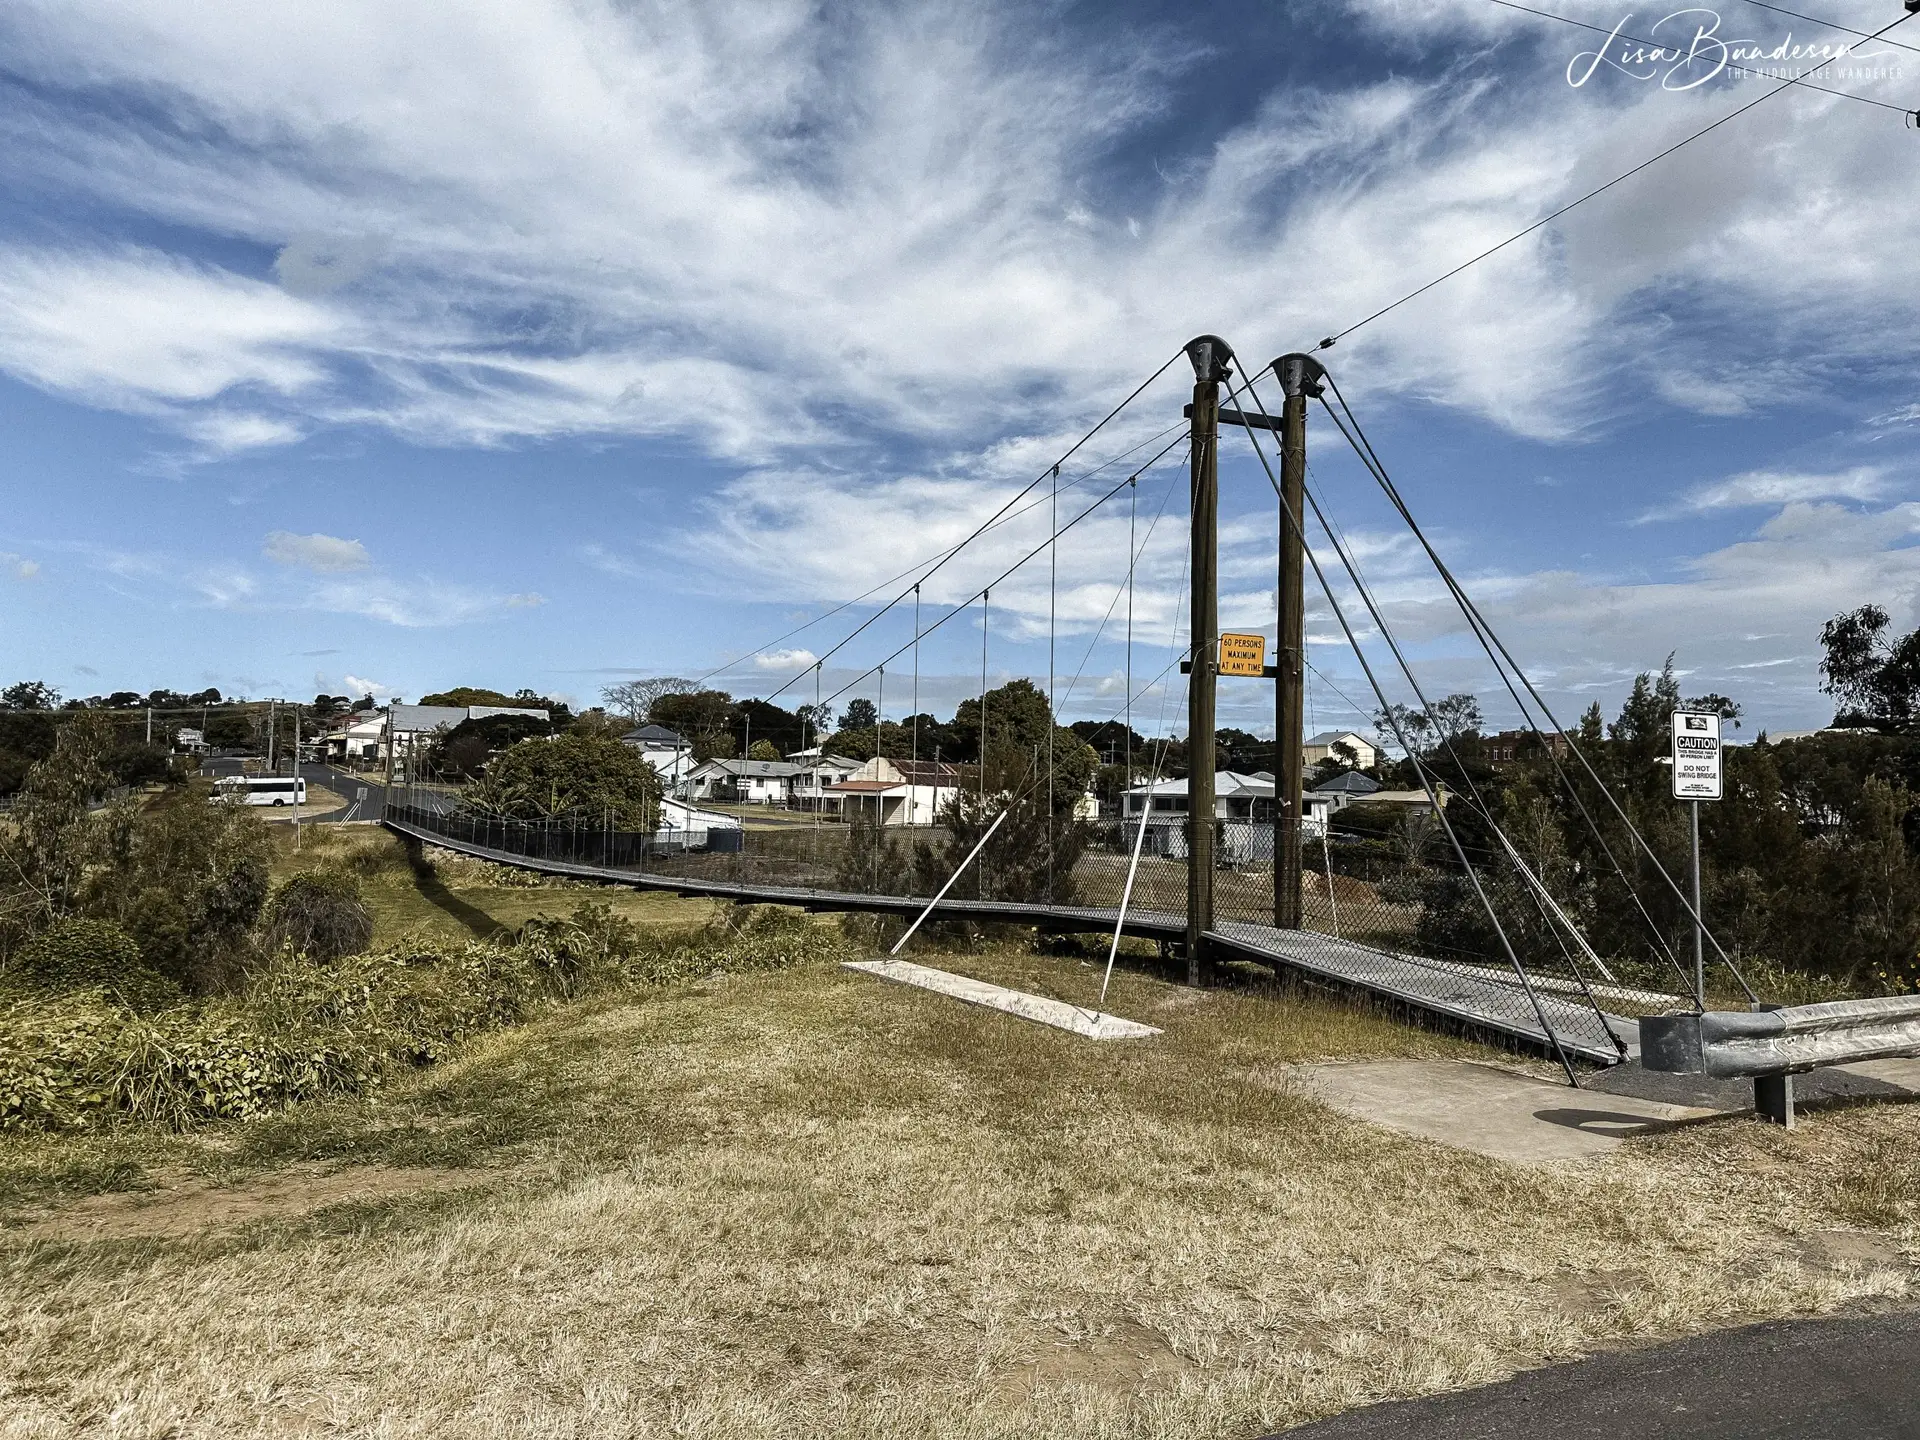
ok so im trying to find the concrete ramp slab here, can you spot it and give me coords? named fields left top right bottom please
left=1293, top=1059, right=1727, bottom=1162
left=843, top=959, right=1162, bottom=1041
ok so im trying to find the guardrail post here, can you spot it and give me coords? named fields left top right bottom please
left=1754, top=1073, right=1795, bottom=1128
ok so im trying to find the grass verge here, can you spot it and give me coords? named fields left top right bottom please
left=0, top=826, right=1914, bottom=1437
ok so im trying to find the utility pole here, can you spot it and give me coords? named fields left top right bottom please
left=1184, top=335, right=1232, bottom=985
left=1274, top=352, right=1325, bottom=929
left=145, top=705, right=152, bottom=745
left=293, top=702, right=303, bottom=847
left=267, top=698, right=277, bottom=773
left=383, top=701, right=398, bottom=811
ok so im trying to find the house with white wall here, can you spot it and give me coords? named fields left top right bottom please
left=686, top=758, right=804, bottom=805
left=789, top=752, right=862, bottom=813
left=1121, top=771, right=1334, bottom=860
left=622, top=724, right=694, bottom=789
left=827, top=757, right=962, bottom=827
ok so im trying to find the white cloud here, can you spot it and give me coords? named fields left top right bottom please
left=306, top=576, right=522, bottom=628
left=263, top=530, right=372, bottom=572
left=2, top=553, right=38, bottom=579
left=1639, top=466, right=1892, bottom=522
left=185, top=412, right=306, bottom=457
left=342, top=673, right=394, bottom=699
left=504, top=592, right=546, bottom=608
left=754, top=648, right=818, bottom=671
left=0, top=246, right=335, bottom=411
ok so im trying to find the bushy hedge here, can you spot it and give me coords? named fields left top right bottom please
left=0, top=902, right=852, bottom=1134
left=258, top=868, right=375, bottom=963
left=0, top=917, right=181, bottom=1011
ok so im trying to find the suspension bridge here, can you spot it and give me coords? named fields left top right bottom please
left=382, top=331, right=1767, bottom=1084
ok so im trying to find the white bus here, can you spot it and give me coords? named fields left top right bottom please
left=213, top=775, right=307, bottom=807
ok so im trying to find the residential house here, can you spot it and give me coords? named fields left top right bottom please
left=686, top=758, right=804, bottom=805
left=322, top=710, right=387, bottom=764
left=788, top=752, right=862, bottom=813
left=1302, top=730, right=1379, bottom=770
left=621, top=724, right=694, bottom=789
left=1483, top=729, right=1571, bottom=765
left=1120, top=771, right=1334, bottom=860
left=827, top=756, right=962, bottom=827
left=1308, top=770, right=1382, bottom=811
left=321, top=703, right=549, bottom=767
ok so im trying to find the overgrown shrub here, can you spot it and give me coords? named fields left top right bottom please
left=258, top=869, right=375, bottom=963
left=0, top=900, right=852, bottom=1134
left=0, top=918, right=180, bottom=1011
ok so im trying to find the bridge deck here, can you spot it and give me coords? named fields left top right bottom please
left=384, top=818, right=1628, bottom=1066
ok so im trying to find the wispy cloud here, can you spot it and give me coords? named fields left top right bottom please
left=1639, top=466, right=1891, bottom=522
left=263, top=530, right=372, bottom=572
left=1, top=552, right=38, bottom=579
left=2, top=0, right=1914, bottom=471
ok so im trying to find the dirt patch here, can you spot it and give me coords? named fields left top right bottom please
left=10, top=1162, right=503, bottom=1243
left=1545, top=1266, right=1643, bottom=1318
left=1796, top=1228, right=1912, bottom=1276
left=996, top=1315, right=1193, bottom=1401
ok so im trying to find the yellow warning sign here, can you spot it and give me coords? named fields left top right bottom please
left=1218, top=632, right=1267, bottom=677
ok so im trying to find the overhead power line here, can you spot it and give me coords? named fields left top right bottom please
left=1737, top=0, right=1920, bottom=55
left=1313, top=6, right=1918, bottom=351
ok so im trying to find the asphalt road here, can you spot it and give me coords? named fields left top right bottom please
left=198, top=759, right=388, bottom=823
left=1267, top=1312, right=1920, bottom=1439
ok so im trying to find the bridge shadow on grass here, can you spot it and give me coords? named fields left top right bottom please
left=403, top=837, right=508, bottom=942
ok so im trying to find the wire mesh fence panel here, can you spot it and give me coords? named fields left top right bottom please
left=382, top=775, right=1656, bottom=1063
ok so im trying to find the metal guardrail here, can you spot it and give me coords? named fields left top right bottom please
left=1641, top=996, right=1920, bottom=1126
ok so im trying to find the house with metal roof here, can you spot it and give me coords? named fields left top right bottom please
left=687, top=758, right=805, bottom=805
left=827, top=756, right=963, bottom=826
left=621, top=723, right=694, bottom=788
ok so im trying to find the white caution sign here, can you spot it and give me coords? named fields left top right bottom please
left=1671, top=711, right=1722, bottom=801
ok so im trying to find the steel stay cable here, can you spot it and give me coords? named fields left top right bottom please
left=1315, top=371, right=1754, bottom=1000
left=1737, top=0, right=1920, bottom=53
left=1312, top=381, right=1695, bottom=985
left=1307, top=392, right=1690, bottom=986
left=1487, top=0, right=1916, bottom=112
left=1055, top=461, right=1185, bottom=721
left=1227, top=370, right=1586, bottom=1079
left=1314, top=8, right=1917, bottom=351
left=1232, top=369, right=1589, bottom=1047
left=1297, top=395, right=1689, bottom=1013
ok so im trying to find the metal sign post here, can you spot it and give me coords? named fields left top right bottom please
left=1671, top=710, right=1723, bottom=1008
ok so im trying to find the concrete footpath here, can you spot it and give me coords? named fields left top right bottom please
left=1291, top=1057, right=1920, bottom=1162
left=1265, top=1311, right=1920, bottom=1438
left=1290, top=1060, right=1719, bottom=1162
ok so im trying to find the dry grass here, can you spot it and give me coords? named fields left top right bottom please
left=0, top=827, right=1915, bottom=1437
left=269, top=824, right=721, bottom=944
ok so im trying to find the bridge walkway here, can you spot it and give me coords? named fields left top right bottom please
left=384, top=817, right=1630, bottom=1067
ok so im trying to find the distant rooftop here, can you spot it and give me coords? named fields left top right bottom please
left=622, top=724, right=687, bottom=745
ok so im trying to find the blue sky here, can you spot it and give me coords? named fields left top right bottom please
left=2, top=0, right=1917, bottom=737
